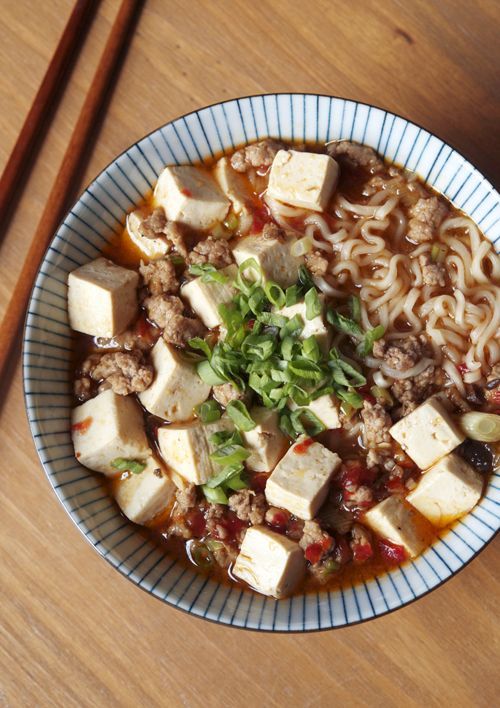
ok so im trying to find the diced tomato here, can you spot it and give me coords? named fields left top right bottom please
left=251, top=472, right=270, bottom=493
left=333, top=536, right=352, bottom=565
left=71, top=416, right=92, bottom=434
left=378, top=538, right=407, bottom=565
left=352, top=541, right=373, bottom=564
left=294, top=437, right=314, bottom=455
left=185, top=509, right=206, bottom=537
left=457, top=363, right=469, bottom=376
left=266, top=508, right=290, bottom=532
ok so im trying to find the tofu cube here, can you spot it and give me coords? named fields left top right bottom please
left=390, top=397, right=465, bottom=470
left=181, top=265, right=237, bottom=328
left=138, top=338, right=211, bottom=421
left=213, top=157, right=252, bottom=216
left=126, top=207, right=168, bottom=260
left=290, top=394, right=341, bottom=430
left=114, top=456, right=176, bottom=526
left=232, top=235, right=304, bottom=288
left=232, top=526, right=305, bottom=598
left=242, top=408, right=288, bottom=472
left=406, top=453, right=483, bottom=527
left=154, top=165, right=229, bottom=231
left=277, top=296, right=331, bottom=353
left=265, top=439, right=341, bottom=520
left=157, top=417, right=232, bottom=485
left=68, top=257, right=139, bottom=337
left=267, top=150, right=339, bottom=212
left=363, top=496, right=431, bottom=558
left=72, top=389, right=149, bottom=476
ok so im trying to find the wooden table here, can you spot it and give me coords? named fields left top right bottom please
left=1, top=1, right=499, bottom=705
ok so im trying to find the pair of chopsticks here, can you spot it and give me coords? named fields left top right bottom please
left=0, top=0, right=143, bottom=386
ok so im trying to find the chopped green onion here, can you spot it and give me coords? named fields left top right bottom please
left=205, top=539, right=224, bottom=551
left=234, top=258, right=263, bottom=294
left=298, top=265, right=315, bottom=291
left=459, top=412, right=500, bottom=442
left=349, top=295, right=362, bottom=323
left=248, top=287, right=266, bottom=315
left=188, top=263, right=229, bottom=284
left=257, top=311, right=287, bottom=328
left=209, top=429, right=237, bottom=447
left=211, top=222, right=231, bottom=239
left=292, top=408, right=326, bottom=437
left=225, top=472, right=249, bottom=491
left=210, top=445, right=250, bottom=467
left=190, top=541, right=214, bottom=569
left=281, top=336, right=296, bottom=361
left=430, top=243, right=447, bottom=263
left=188, top=337, right=212, bottom=358
left=326, top=308, right=363, bottom=339
left=288, top=357, right=324, bottom=381
left=223, top=212, right=240, bottom=231
left=280, top=313, right=304, bottom=338
left=110, top=458, right=146, bottom=475
left=323, top=558, right=340, bottom=574
left=196, top=360, right=227, bottom=385
left=279, top=412, right=296, bottom=438
left=336, top=388, right=364, bottom=409
left=328, top=348, right=366, bottom=386
left=170, top=254, right=185, bottom=266
left=357, top=325, right=385, bottom=357
left=291, top=236, right=313, bottom=257
left=302, top=335, right=321, bottom=363
left=202, top=485, right=228, bottom=504
left=196, top=400, right=222, bottom=423
left=370, top=385, right=393, bottom=406
left=206, top=461, right=245, bottom=488
left=241, top=334, right=275, bottom=361
left=226, top=400, right=256, bottom=431
left=264, top=280, right=286, bottom=308
left=305, top=287, right=321, bottom=320
left=285, top=284, right=301, bottom=307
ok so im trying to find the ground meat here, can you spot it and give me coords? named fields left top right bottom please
left=167, top=519, right=193, bottom=539
left=343, top=484, right=373, bottom=509
left=213, top=383, right=248, bottom=407
left=74, top=376, right=93, bottom=401
left=175, top=484, right=197, bottom=514
left=361, top=400, right=392, bottom=449
left=261, top=222, right=285, bottom=241
left=95, top=319, right=160, bottom=352
left=230, top=138, right=284, bottom=173
left=305, top=250, right=329, bottom=277
left=443, top=386, right=472, bottom=414
left=299, top=520, right=333, bottom=564
left=205, top=504, right=229, bottom=540
left=187, top=237, right=233, bottom=269
left=228, top=490, right=267, bottom=526
left=484, top=363, right=500, bottom=407
left=373, top=334, right=431, bottom=372
left=78, top=350, right=153, bottom=395
left=366, top=449, right=387, bottom=470
left=139, top=258, right=179, bottom=296
left=391, top=365, right=441, bottom=415
left=143, top=294, right=184, bottom=328
left=418, top=253, right=446, bottom=287
left=326, top=140, right=384, bottom=172
left=407, top=196, right=448, bottom=243
left=139, top=206, right=167, bottom=239
left=165, top=221, right=188, bottom=257
left=211, top=542, right=238, bottom=569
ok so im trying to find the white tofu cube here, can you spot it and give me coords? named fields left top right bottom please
left=390, top=397, right=465, bottom=470
left=363, top=496, right=431, bottom=558
left=157, top=417, right=232, bottom=485
left=181, top=265, right=237, bottom=328
left=277, top=296, right=331, bottom=353
left=265, top=439, right=341, bottom=520
left=232, top=235, right=304, bottom=288
left=406, top=453, right=483, bottom=527
left=114, top=456, right=176, bottom=526
left=72, top=389, right=149, bottom=476
left=213, top=157, right=252, bottom=216
left=138, top=338, right=211, bottom=421
left=290, top=394, right=341, bottom=430
left=232, top=526, right=305, bottom=598
left=242, top=408, right=288, bottom=472
left=68, top=257, right=139, bottom=337
left=154, top=165, right=229, bottom=230
left=126, top=207, right=169, bottom=260
left=267, top=150, right=339, bottom=212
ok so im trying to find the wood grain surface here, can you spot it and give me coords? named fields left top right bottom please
left=1, top=1, right=499, bottom=706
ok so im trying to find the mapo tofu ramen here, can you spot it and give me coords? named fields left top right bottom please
left=69, top=139, right=500, bottom=599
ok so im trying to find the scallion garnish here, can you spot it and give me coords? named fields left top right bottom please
left=195, top=400, right=222, bottom=423
left=226, top=400, right=256, bottom=431
left=304, top=287, right=321, bottom=320
left=110, top=458, right=146, bottom=475
left=188, top=263, right=229, bottom=284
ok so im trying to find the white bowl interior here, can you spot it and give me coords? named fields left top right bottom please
left=24, top=94, right=500, bottom=631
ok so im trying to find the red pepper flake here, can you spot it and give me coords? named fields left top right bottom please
left=180, top=187, right=193, bottom=197
left=378, top=538, right=407, bottom=565
left=75, top=452, right=81, bottom=459
left=71, top=416, right=92, bottom=434
left=358, top=385, right=376, bottom=405
left=457, top=363, right=469, bottom=376
left=352, top=542, right=373, bottom=563
left=266, top=508, right=290, bottom=532
left=250, top=201, right=271, bottom=234
left=294, top=437, right=314, bottom=455
left=305, top=543, right=323, bottom=565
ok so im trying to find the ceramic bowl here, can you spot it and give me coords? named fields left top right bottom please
left=24, top=94, right=500, bottom=631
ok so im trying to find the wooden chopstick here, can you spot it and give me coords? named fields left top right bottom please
left=0, top=0, right=99, bottom=242
left=0, top=0, right=143, bottom=387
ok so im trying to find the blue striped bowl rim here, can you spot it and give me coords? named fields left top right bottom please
left=23, top=94, right=499, bottom=632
